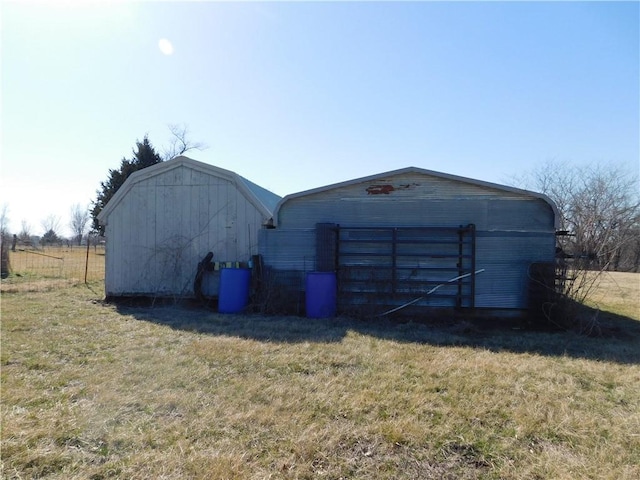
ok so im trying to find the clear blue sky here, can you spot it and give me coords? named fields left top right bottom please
left=1, top=0, right=638, bottom=236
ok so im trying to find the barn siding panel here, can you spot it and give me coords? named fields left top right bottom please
left=474, top=232, right=555, bottom=308
left=281, top=196, right=552, bottom=232
left=103, top=161, right=275, bottom=297
left=126, top=186, right=148, bottom=292
left=259, top=229, right=316, bottom=270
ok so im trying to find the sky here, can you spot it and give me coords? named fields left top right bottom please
left=1, top=0, right=638, bottom=237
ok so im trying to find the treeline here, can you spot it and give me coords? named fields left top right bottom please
left=0, top=204, right=92, bottom=248
left=513, top=161, right=640, bottom=272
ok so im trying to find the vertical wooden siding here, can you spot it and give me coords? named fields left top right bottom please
left=105, top=165, right=265, bottom=296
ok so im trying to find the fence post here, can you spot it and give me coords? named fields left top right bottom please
left=84, top=236, right=90, bottom=284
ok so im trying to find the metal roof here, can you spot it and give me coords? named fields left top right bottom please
left=272, top=166, right=560, bottom=228
left=97, top=156, right=281, bottom=225
left=238, top=175, right=281, bottom=214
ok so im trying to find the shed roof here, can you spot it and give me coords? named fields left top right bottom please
left=273, top=166, right=560, bottom=228
left=97, top=156, right=281, bottom=225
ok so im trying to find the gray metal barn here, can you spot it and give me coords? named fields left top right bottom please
left=98, top=156, right=280, bottom=298
left=259, top=167, right=559, bottom=314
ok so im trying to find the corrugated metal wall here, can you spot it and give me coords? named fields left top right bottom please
left=279, top=181, right=553, bottom=231
left=105, top=164, right=265, bottom=297
left=474, top=231, right=555, bottom=308
left=259, top=171, right=556, bottom=312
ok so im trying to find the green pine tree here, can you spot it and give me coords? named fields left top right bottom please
left=91, top=135, right=163, bottom=234
left=41, top=229, right=61, bottom=246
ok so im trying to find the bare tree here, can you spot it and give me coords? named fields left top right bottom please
left=70, top=204, right=90, bottom=246
left=41, top=214, right=61, bottom=233
left=509, top=160, right=640, bottom=331
left=0, top=205, right=9, bottom=278
left=40, top=214, right=62, bottom=245
left=510, top=160, right=639, bottom=272
left=0, top=204, right=9, bottom=236
left=18, top=220, right=32, bottom=243
left=162, top=123, right=208, bottom=160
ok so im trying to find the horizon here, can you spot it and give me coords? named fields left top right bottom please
left=1, top=1, right=638, bottom=237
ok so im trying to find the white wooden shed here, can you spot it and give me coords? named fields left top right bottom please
left=97, top=156, right=280, bottom=298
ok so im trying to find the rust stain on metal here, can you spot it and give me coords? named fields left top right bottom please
left=366, top=183, right=419, bottom=195
left=366, top=184, right=395, bottom=195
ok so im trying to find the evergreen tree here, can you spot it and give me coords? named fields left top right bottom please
left=91, top=136, right=163, bottom=233
left=41, top=229, right=61, bottom=246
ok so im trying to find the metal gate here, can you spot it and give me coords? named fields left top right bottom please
left=319, top=224, right=477, bottom=311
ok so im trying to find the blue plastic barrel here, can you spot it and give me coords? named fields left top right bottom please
left=218, top=268, right=251, bottom=313
left=306, top=272, right=337, bottom=318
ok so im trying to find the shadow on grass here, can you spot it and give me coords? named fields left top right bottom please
left=112, top=300, right=640, bottom=365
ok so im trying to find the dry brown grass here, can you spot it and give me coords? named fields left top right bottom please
left=585, top=271, right=640, bottom=320
left=2, top=245, right=105, bottom=290
left=1, top=275, right=639, bottom=479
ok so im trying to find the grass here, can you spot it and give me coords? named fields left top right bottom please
left=583, top=271, right=640, bottom=320
left=1, top=273, right=639, bottom=479
left=2, top=245, right=105, bottom=291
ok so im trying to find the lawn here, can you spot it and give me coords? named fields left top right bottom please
left=1, top=273, right=639, bottom=479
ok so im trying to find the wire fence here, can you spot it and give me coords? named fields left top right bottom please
left=1, top=243, right=105, bottom=292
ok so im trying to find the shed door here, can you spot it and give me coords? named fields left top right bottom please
left=328, top=225, right=476, bottom=312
